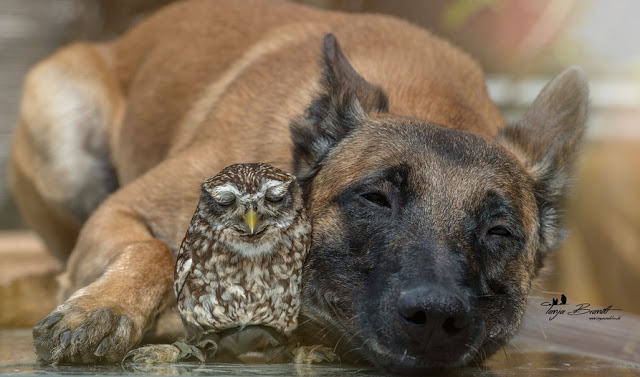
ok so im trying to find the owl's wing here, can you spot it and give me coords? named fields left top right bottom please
left=173, top=241, right=193, bottom=301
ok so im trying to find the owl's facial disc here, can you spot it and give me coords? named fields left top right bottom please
left=205, top=176, right=296, bottom=246
left=233, top=179, right=292, bottom=239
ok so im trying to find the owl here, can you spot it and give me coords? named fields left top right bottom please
left=174, top=163, right=311, bottom=351
left=124, top=164, right=338, bottom=365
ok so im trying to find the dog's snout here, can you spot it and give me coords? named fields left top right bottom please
left=398, top=286, right=470, bottom=351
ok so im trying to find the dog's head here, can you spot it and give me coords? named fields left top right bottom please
left=291, top=34, right=588, bottom=373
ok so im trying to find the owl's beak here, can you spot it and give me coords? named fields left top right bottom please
left=244, top=208, right=259, bottom=234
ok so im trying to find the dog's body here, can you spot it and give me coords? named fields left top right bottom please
left=9, top=0, right=588, bottom=372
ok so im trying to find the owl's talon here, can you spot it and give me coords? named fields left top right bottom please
left=263, top=342, right=296, bottom=363
left=316, top=352, right=331, bottom=363
left=122, top=344, right=181, bottom=364
left=174, top=340, right=217, bottom=363
left=122, top=339, right=219, bottom=364
left=292, top=345, right=340, bottom=364
left=194, top=337, right=219, bottom=354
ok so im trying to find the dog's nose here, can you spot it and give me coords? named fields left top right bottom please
left=398, top=286, right=470, bottom=352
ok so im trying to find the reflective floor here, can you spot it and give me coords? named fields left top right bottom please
left=1, top=328, right=639, bottom=376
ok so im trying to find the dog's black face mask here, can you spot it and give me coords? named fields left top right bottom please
left=299, top=122, right=538, bottom=372
left=291, top=34, right=588, bottom=374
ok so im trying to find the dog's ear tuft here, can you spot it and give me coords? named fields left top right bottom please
left=290, top=34, right=388, bottom=182
left=499, top=66, right=589, bottom=256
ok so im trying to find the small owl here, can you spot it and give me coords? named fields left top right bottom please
left=174, top=163, right=311, bottom=348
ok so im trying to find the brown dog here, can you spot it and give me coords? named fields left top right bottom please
left=8, top=0, right=588, bottom=372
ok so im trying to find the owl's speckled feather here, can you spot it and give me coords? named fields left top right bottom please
left=174, top=163, right=310, bottom=343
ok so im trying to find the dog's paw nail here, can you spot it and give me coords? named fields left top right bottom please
left=39, top=313, right=63, bottom=329
left=32, top=325, right=47, bottom=339
left=59, top=330, right=72, bottom=348
left=71, top=328, right=86, bottom=344
left=94, top=338, right=110, bottom=357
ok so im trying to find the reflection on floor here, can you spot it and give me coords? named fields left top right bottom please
left=1, top=327, right=638, bottom=376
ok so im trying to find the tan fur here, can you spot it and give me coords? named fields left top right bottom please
left=10, top=0, right=508, bottom=364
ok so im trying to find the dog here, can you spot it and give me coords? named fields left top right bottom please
left=8, top=0, right=588, bottom=373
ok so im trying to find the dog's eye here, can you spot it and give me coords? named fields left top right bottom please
left=487, top=225, right=512, bottom=237
left=361, top=192, right=391, bottom=208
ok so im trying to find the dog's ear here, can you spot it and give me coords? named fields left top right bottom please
left=290, top=33, right=388, bottom=180
left=499, top=66, right=589, bottom=257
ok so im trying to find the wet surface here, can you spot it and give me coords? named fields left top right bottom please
left=1, top=328, right=639, bottom=376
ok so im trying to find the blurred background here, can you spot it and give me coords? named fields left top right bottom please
left=0, top=0, right=638, bottom=328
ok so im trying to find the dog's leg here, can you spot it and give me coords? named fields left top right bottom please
left=10, top=42, right=189, bottom=364
left=8, top=42, right=121, bottom=262
left=12, top=42, right=211, bottom=364
left=32, top=153, right=209, bottom=364
left=32, top=193, right=176, bottom=364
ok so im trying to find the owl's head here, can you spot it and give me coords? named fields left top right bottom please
left=199, top=163, right=303, bottom=257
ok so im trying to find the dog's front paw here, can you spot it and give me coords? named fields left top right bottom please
left=292, top=345, right=340, bottom=364
left=33, top=300, right=140, bottom=364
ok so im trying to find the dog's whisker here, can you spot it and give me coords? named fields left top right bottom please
left=468, top=352, right=482, bottom=369
left=506, top=340, right=526, bottom=357
left=352, top=356, right=367, bottom=365
left=331, top=321, right=363, bottom=354
left=311, top=324, right=332, bottom=339
left=465, top=342, right=482, bottom=367
left=295, top=318, right=314, bottom=328
left=341, top=346, right=364, bottom=358
left=318, top=326, right=336, bottom=341
left=332, top=331, right=348, bottom=353
left=345, top=328, right=364, bottom=346
left=465, top=343, right=478, bottom=353
left=501, top=345, right=510, bottom=361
